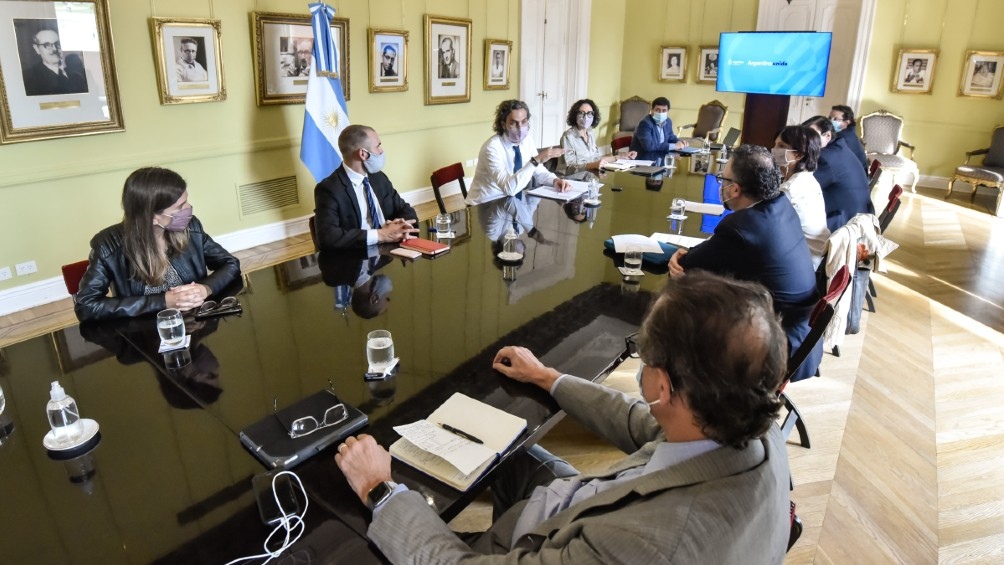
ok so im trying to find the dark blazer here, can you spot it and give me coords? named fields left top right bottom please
left=813, top=136, right=875, bottom=232
left=313, top=166, right=418, bottom=250
left=837, top=124, right=869, bottom=174
left=629, top=115, right=680, bottom=163
left=679, top=195, right=821, bottom=382
left=75, top=217, right=241, bottom=322
left=23, top=62, right=87, bottom=96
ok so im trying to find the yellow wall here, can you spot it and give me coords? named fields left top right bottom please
left=0, top=0, right=521, bottom=292
left=858, top=0, right=1004, bottom=178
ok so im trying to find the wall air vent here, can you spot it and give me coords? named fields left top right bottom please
left=238, top=176, right=299, bottom=217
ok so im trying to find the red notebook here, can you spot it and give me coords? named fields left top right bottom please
left=400, top=237, right=450, bottom=256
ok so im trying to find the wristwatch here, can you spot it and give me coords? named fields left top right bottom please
left=366, top=481, right=398, bottom=510
left=530, top=157, right=539, bottom=167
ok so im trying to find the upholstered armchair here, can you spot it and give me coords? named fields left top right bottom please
left=676, top=100, right=728, bottom=146
left=946, top=125, right=1004, bottom=217
left=860, top=110, right=919, bottom=192
left=612, top=95, right=650, bottom=141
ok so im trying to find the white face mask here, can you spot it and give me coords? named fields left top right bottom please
left=652, top=112, right=668, bottom=125
left=635, top=364, right=662, bottom=407
left=506, top=124, right=529, bottom=144
left=771, top=147, right=796, bottom=169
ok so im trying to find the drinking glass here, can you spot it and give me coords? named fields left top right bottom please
left=586, top=179, right=600, bottom=203
left=664, top=153, right=675, bottom=168
left=366, top=330, right=395, bottom=371
left=624, top=246, right=643, bottom=271
left=157, top=309, right=186, bottom=346
left=163, top=348, right=192, bottom=370
left=0, top=382, right=5, bottom=415
left=670, top=198, right=686, bottom=218
left=435, top=214, right=452, bottom=236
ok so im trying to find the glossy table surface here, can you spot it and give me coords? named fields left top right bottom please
left=0, top=166, right=715, bottom=563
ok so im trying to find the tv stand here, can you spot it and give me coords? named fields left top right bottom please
left=741, top=94, right=790, bottom=149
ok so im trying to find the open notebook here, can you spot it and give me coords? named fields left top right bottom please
left=390, top=393, right=527, bottom=491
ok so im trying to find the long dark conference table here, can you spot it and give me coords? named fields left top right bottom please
left=0, top=163, right=722, bottom=563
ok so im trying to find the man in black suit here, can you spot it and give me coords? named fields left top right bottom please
left=829, top=105, right=869, bottom=174
left=314, top=125, right=418, bottom=250
left=669, top=145, right=821, bottom=382
left=803, top=116, right=874, bottom=232
left=23, top=28, right=87, bottom=96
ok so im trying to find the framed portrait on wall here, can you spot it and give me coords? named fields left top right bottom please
left=660, top=46, right=686, bottom=82
left=424, top=14, right=471, bottom=105
left=369, top=28, right=407, bottom=93
left=150, top=18, right=225, bottom=105
left=891, top=49, right=937, bottom=94
left=484, top=39, right=511, bottom=90
left=958, top=50, right=1004, bottom=99
left=251, top=11, right=349, bottom=106
left=697, top=46, right=718, bottom=84
left=0, top=0, right=123, bottom=144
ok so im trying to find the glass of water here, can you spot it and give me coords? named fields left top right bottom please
left=624, top=246, right=644, bottom=271
left=670, top=198, right=686, bottom=218
left=366, top=330, right=395, bottom=371
left=157, top=308, right=186, bottom=346
left=0, top=381, right=5, bottom=415
left=435, top=214, right=452, bottom=236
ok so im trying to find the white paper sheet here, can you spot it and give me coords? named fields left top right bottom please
left=393, top=420, right=495, bottom=476
left=684, top=201, right=725, bottom=215
left=611, top=234, right=664, bottom=253
left=651, top=232, right=708, bottom=249
left=527, top=181, right=588, bottom=201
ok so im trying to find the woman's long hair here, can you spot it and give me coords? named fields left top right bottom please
left=121, top=167, right=190, bottom=285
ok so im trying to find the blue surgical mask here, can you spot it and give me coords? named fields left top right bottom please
left=362, top=148, right=386, bottom=174
left=830, top=119, right=844, bottom=133
left=652, top=112, right=668, bottom=125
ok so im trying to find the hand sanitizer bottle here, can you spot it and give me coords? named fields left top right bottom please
left=47, top=381, right=83, bottom=447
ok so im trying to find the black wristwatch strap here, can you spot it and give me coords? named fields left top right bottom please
left=530, top=157, right=539, bottom=167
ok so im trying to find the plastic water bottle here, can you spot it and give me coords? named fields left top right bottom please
left=47, top=381, right=83, bottom=447
left=502, top=227, right=522, bottom=260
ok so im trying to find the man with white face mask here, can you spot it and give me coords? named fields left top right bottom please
left=313, top=124, right=418, bottom=250
left=334, top=272, right=792, bottom=563
left=466, top=99, right=571, bottom=204
left=629, top=96, right=688, bottom=163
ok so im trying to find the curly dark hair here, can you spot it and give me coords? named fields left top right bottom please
left=493, top=99, right=531, bottom=136
left=801, top=115, right=834, bottom=136
left=831, top=104, right=855, bottom=126
left=777, top=125, right=820, bottom=173
left=565, top=99, right=601, bottom=128
left=637, top=272, right=787, bottom=449
left=730, top=144, right=781, bottom=201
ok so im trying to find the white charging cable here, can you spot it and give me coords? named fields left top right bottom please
left=225, top=470, right=309, bottom=565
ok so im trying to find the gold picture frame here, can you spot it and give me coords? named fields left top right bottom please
left=369, top=28, right=408, bottom=93
left=150, top=18, right=226, bottom=105
left=891, top=48, right=937, bottom=94
left=424, top=14, right=471, bottom=105
left=484, top=38, right=512, bottom=90
left=660, top=46, right=687, bottom=83
left=958, top=50, right=1004, bottom=99
left=251, top=11, right=349, bottom=106
left=0, top=0, right=123, bottom=144
left=697, top=46, right=718, bottom=84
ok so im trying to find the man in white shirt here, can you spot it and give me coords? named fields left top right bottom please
left=466, top=99, right=570, bottom=205
left=175, top=38, right=208, bottom=82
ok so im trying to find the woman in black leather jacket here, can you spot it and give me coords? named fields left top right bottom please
left=74, top=167, right=241, bottom=321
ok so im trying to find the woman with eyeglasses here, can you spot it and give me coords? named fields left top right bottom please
left=560, top=99, right=635, bottom=172
left=75, top=167, right=241, bottom=321
left=773, top=125, right=830, bottom=270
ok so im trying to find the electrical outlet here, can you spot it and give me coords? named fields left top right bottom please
left=0, top=266, right=11, bottom=281
left=15, top=260, right=37, bottom=276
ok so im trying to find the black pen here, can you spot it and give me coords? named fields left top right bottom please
left=441, top=423, right=484, bottom=444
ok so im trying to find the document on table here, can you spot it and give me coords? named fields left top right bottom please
left=651, top=232, right=708, bottom=249
left=393, top=420, right=495, bottom=476
left=601, top=158, right=655, bottom=171
left=610, top=234, right=664, bottom=253
left=683, top=201, right=725, bottom=215
left=527, top=180, right=588, bottom=201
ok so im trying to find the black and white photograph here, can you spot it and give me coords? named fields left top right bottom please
left=892, top=49, right=937, bottom=94
left=660, top=46, right=686, bottom=82
left=698, top=46, right=718, bottom=84
left=959, top=50, right=1004, bottom=99
left=369, top=28, right=408, bottom=93
left=0, top=0, right=123, bottom=144
left=151, top=18, right=225, bottom=105
left=484, top=38, right=511, bottom=90
left=252, top=12, right=349, bottom=106
left=424, top=15, right=471, bottom=105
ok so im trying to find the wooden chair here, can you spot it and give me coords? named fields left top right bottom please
left=860, top=109, right=919, bottom=192
left=611, top=135, right=632, bottom=155
left=308, top=216, right=318, bottom=251
left=867, top=159, right=882, bottom=195
left=677, top=100, right=728, bottom=146
left=778, top=265, right=851, bottom=448
left=788, top=500, right=804, bottom=552
left=61, top=260, right=90, bottom=300
left=430, top=162, right=468, bottom=215
left=878, top=184, right=904, bottom=234
left=946, top=125, right=1004, bottom=216
left=612, top=95, right=650, bottom=141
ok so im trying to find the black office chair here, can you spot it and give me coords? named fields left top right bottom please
left=779, top=265, right=851, bottom=448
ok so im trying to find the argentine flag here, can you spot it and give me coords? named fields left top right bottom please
left=300, top=2, right=350, bottom=182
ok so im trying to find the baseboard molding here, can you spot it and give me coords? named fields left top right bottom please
left=917, top=175, right=949, bottom=190
left=0, top=178, right=468, bottom=317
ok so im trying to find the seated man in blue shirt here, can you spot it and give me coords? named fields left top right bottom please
left=629, top=96, right=688, bottom=163
left=333, top=271, right=792, bottom=563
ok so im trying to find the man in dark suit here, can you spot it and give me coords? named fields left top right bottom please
left=629, top=96, right=688, bottom=163
left=830, top=105, right=869, bottom=174
left=803, top=116, right=874, bottom=232
left=313, top=125, right=418, bottom=250
left=670, top=144, right=821, bottom=382
left=22, top=28, right=87, bottom=96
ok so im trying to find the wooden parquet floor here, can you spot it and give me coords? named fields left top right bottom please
left=3, top=191, right=1003, bottom=562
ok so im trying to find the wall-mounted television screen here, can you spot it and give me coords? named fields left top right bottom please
left=716, top=31, right=832, bottom=97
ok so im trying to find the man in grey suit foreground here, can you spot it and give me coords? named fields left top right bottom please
left=336, top=272, right=792, bottom=563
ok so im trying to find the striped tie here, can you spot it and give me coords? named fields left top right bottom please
left=363, top=177, right=379, bottom=228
